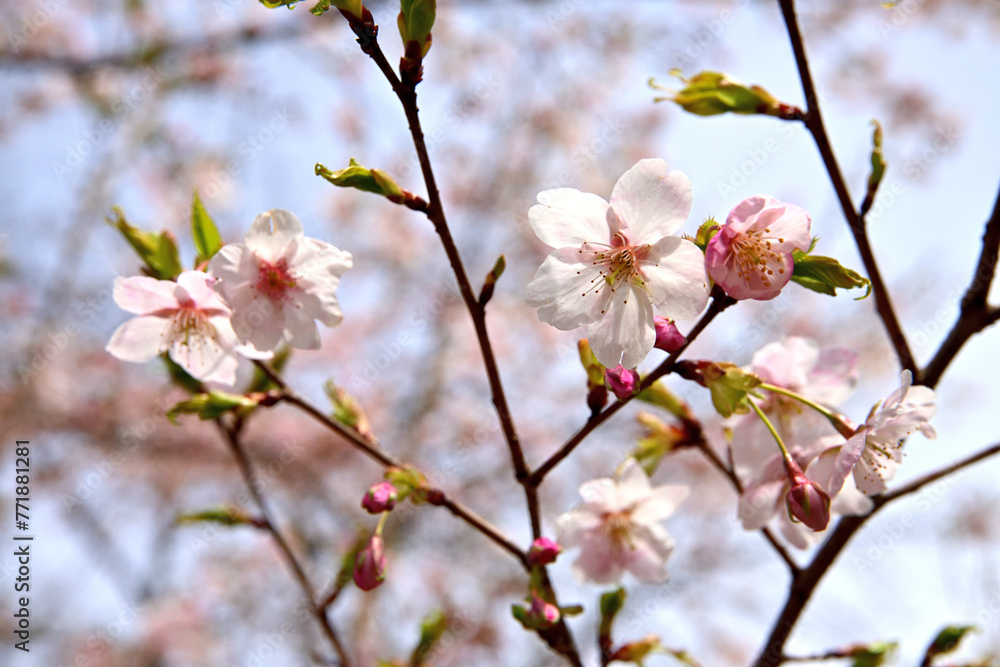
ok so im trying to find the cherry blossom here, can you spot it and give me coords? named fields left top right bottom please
left=834, top=370, right=937, bottom=495
left=106, top=271, right=267, bottom=386
left=555, top=458, right=688, bottom=584
left=705, top=195, right=811, bottom=300
left=526, top=159, right=709, bottom=369
left=209, top=209, right=353, bottom=352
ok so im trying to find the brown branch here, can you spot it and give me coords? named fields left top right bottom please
left=777, top=0, right=916, bottom=376
left=527, top=290, right=736, bottom=486
left=750, top=439, right=1000, bottom=667
left=218, top=419, right=351, bottom=667
left=920, top=182, right=1000, bottom=388
left=254, top=360, right=528, bottom=566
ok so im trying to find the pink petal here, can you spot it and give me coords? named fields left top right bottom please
left=572, top=533, right=625, bottom=585
left=175, top=271, right=230, bottom=314
left=609, top=159, right=693, bottom=242
left=751, top=337, right=819, bottom=390
left=244, top=209, right=303, bottom=260
left=555, top=506, right=602, bottom=548
left=641, top=237, right=710, bottom=320
left=105, top=315, right=172, bottom=362
left=805, top=346, right=858, bottom=405
left=529, top=189, right=612, bottom=249
left=112, top=276, right=179, bottom=315
left=725, top=195, right=773, bottom=234
left=624, top=527, right=672, bottom=583
left=631, top=485, right=689, bottom=523
left=526, top=248, right=612, bottom=331
left=615, top=458, right=654, bottom=506
left=760, top=202, right=811, bottom=252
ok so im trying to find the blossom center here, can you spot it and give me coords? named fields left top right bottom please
left=730, top=227, right=785, bottom=288
left=169, top=305, right=213, bottom=349
left=603, top=510, right=636, bottom=552
left=578, top=232, right=653, bottom=312
left=255, top=258, right=298, bottom=303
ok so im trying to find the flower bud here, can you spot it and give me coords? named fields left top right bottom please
left=353, top=534, right=387, bottom=591
left=361, top=482, right=398, bottom=514
left=527, top=537, right=562, bottom=567
left=604, top=365, right=640, bottom=400
left=529, top=593, right=560, bottom=629
left=784, top=463, right=831, bottom=532
left=653, top=316, right=685, bottom=353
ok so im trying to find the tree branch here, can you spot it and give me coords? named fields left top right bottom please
left=777, top=0, right=916, bottom=375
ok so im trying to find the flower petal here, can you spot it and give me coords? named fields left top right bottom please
left=112, top=276, right=179, bottom=315
left=281, top=301, right=322, bottom=350
left=631, top=484, right=689, bottom=524
left=609, top=159, right=693, bottom=242
left=526, top=249, right=611, bottom=331
left=586, top=285, right=655, bottom=369
left=641, top=237, right=710, bottom=320
left=614, top=458, right=653, bottom=506
left=624, top=524, right=673, bottom=583
left=244, top=209, right=303, bottom=259
left=572, top=533, right=625, bottom=585
left=529, top=189, right=612, bottom=249
left=555, top=506, right=602, bottom=549
left=106, top=315, right=172, bottom=362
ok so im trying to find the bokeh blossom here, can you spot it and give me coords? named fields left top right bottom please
left=526, top=158, right=709, bottom=368
left=555, top=458, right=688, bottom=584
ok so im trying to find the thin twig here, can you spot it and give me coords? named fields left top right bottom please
left=528, top=290, right=736, bottom=486
left=750, top=439, right=1000, bottom=667
left=217, top=419, right=351, bottom=667
left=920, top=182, right=1000, bottom=388
left=777, top=0, right=916, bottom=375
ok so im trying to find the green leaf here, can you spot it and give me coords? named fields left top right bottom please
left=790, top=253, right=872, bottom=299
left=175, top=504, right=260, bottom=527
left=599, top=587, right=627, bottom=646
left=410, top=609, right=447, bottom=666
left=675, top=361, right=761, bottom=418
left=316, top=159, right=405, bottom=202
left=385, top=465, right=429, bottom=503
left=191, top=190, right=223, bottom=264
left=399, top=0, right=436, bottom=54
left=650, top=70, right=792, bottom=118
left=162, top=354, right=205, bottom=393
left=848, top=641, right=897, bottom=667
left=861, top=120, right=887, bottom=216
left=107, top=207, right=183, bottom=280
left=924, top=625, right=977, bottom=663
left=166, top=390, right=260, bottom=424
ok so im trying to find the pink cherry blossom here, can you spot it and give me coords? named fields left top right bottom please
left=653, top=316, right=685, bottom=352
left=106, top=271, right=267, bottom=386
left=361, top=482, right=398, bottom=514
left=526, top=159, right=709, bottom=369
left=833, top=370, right=937, bottom=495
left=527, top=537, right=562, bottom=567
left=555, top=458, right=688, bottom=584
left=209, top=209, right=353, bottom=352
left=705, top=195, right=811, bottom=300
left=604, top=364, right=640, bottom=400
left=354, top=534, right=387, bottom=591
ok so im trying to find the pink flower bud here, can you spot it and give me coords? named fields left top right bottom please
left=527, top=537, right=562, bottom=567
left=653, top=316, right=685, bottom=353
left=530, top=594, right=560, bottom=628
left=785, top=465, right=831, bottom=532
left=354, top=534, right=387, bottom=591
left=604, top=365, right=640, bottom=400
left=361, top=481, right=398, bottom=514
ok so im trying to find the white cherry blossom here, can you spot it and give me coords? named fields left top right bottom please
left=209, top=209, right=353, bottom=352
left=526, top=159, right=709, bottom=369
left=555, top=458, right=688, bottom=585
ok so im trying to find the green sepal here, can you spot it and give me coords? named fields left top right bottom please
left=175, top=504, right=261, bottom=527
left=191, top=190, right=223, bottom=265
left=410, top=609, right=447, bottom=666
left=650, top=70, right=788, bottom=118
left=385, top=465, right=429, bottom=503
left=790, top=251, right=872, bottom=299
left=316, top=159, right=404, bottom=202
left=107, top=207, right=183, bottom=280
left=632, top=412, right=685, bottom=476
left=578, top=339, right=606, bottom=387
left=923, top=626, right=977, bottom=663
left=688, top=216, right=719, bottom=252
left=636, top=381, right=690, bottom=420
left=598, top=587, right=626, bottom=646
left=166, top=390, right=260, bottom=424
left=325, top=380, right=373, bottom=441
left=675, top=361, right=762, bottom=418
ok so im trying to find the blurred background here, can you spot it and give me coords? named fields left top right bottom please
left=2, top=0, right=1000, bottom=665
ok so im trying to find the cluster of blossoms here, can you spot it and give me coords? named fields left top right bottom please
left=107, top=209, right=352, bottom=386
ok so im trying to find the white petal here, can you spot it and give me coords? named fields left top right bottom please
left=615, top=458, right=653, bottom=506
left=778, top=513, right=821, bottom=550
left=555, top=507, right=601, bottom=549
left=578, top=478, right=616, bottom=504
left=572, top=533, right=625, bottom=585
left=804, top=346, right=858, bottom=405
left=526, top=249, right=611, bottom=330
left=168, top=333, right=236, bottom=386
left=738, top=478, right=784, bottom=530
left=529, top=189, right=612, bottom=248
left=112, top=276, right=178, bottom=315
left=751, top=337, right=818, bottom=390
left=106, top=315, right=172, bottom=362
left=609, top=159, right=693, bottom=242
left=244, top=209, right=303, bottom=259
left=176, top=271, right=230, bottom=314
left=587, top=285, right=655, bottom=369
left=290, top=237, right=353, bottom=279
left=281, top=302, right=322, bottom=349
left=625, top=523, right=674, bottom=583
left=631, top=485, right=689, bottom=524
left=641, top=237, right=710, bottom=320
left=761, top=202, right=811, bottom=252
